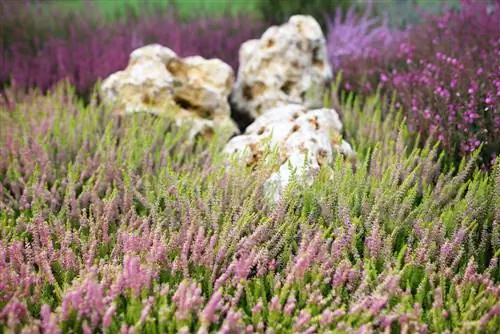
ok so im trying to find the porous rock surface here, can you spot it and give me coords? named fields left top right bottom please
left=100, top=44, right=238, bottom=138
left=231, top=15, right=333, bottom=120
left=223, top=104, right=355, bottom=201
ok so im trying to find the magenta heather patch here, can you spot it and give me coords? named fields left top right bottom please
left=327, top=0, right=499, bottom=164
left=1, top=3, right=264, bottom=95
left=386, top=1, right=500, bottom=161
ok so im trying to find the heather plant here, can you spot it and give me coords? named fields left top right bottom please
left=327, top=1, right=499, bottom=166
left=387, top=1, right=500, bottom=166
left=0, top=2, right=265, bottom=96
left=326, top=6, right=407, bottom=94
left=0, top=83, right=498, bottom=332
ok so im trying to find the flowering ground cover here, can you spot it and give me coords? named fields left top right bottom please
left=0, top=2, right=265, bottom=97
left=327, top=1, right=499, bottom=166
left=1, top=0, right=499, bottom=332
left=0, top=83, right=498, bottom=333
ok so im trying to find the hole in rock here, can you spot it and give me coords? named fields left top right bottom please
left=281, top=81, right=294, bottom=95
left=141, top=93, right=154, bottom=106
left=312, top=46, right=320, bottom=61
left=308, top=116, right=320, bottom=130
left=265, top=38, right=275, bottom=48
left=173, top=97, right=213, bottom=119
left=229, top=96, right=254, bottom=132
left=314, top=59, right=324, bottom=69
left=242, top=85, right=253, bottom=100
left=166, top=59, right=186, bottom=78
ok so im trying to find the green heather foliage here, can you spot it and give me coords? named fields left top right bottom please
left=0, top=83, right=498, bottom=332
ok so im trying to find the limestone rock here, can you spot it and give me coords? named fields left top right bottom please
left=231, top=15, right=333, bottom=120
left=223, top=104, right=355, bottom=202
left=100, top=44, right=238, bottom=138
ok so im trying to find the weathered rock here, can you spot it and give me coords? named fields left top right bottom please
left=231, top=15, right=333, bottom=120
left=100, top=44, right=238, bottom=138
left=223, top=104, right=355, bottom=202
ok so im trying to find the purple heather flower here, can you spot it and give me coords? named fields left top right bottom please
left=320, top=309, right=334, bottom=326
left=102, top=303, right=116, bottom=329
left=294, top=309, right=311, bottom=332
left=200, top=289, right=223, bottom=326
left=173, top=280, right=203, bottom=321
left=269, top=296, right=281, bottom=312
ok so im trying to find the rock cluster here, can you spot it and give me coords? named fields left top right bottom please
left=100, top=44, right=238, bottom=139
left=100, top=16, right=355, bottom=202
left=231, top=15, right=333, bottom=120
left=224, top=104, right=355, bottom=201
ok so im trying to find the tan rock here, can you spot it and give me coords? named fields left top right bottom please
left=223, top=104, right=355, bottom=202
left=231, top=15, right=333, bottom=120
left=100, top=44, right=238, bottom=138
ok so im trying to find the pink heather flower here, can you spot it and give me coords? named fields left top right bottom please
left=268, top=259, right=276, bottom=271
left=480, top=305, right=500, bottom=329
left=463, top=259, right=478, bottom=282
left=369, top=296, right=388, bottom=314
left=320, top=309, right=334, bottom=326
left=173, top=280, right=203, bottom=321
left=115, top=255, right=153, bottom=297
left=381, top=274, right=401, bottom=292
left=284, top=294, right=296, bottom=315
left=303, top=326, right=317, bottom=334
left=61, top=275, right=105, bottom=327
left=214, top=262, right=236, bottom=290
left=40, top=304, right=61, bottom=334
left=252, top=300, right=263, bottom=315
left=157, top=284, right=170, bottom=297
left=289, top=233, right=323, bottom=281
left=294, top=309, right=311, bottom=332
left=379, top=315, right=396, bottom=329
left=269, top=296, right=281, bottom=312
left=139, top=297, right=155, bottom=325
left=357, top=324, right=371, bottom=334
left=191, top=227, right=206, bottom=263
left=365, top=224, right=382, bottom=258
left=332, top=260, right=353, bottom=288
left=220, top=309, right=243, bottom=332
left=433, top=287, right=443, bottom=309
left=103, top=303, right=116, bottom=329
left=197, top=328, right=209, bottom=334
left=333, top=309, right=346, bottom=318
left=200, top=289, right=223, bottom=326
left=120, top=324, right=135, bottom=334
left=0, top=297, right=27, bottom=325
left=234, top=251, right=255, bottom=281
left=82, top=321, right=92, bottom=334
left=178, top=326, right=190, bottom=334
left=230, top=284, right=245, bottom=307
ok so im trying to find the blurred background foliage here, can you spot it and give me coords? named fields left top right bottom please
left=31, top=0, right=462, bottom=26
left=1, top=0, right=497, bottom=167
